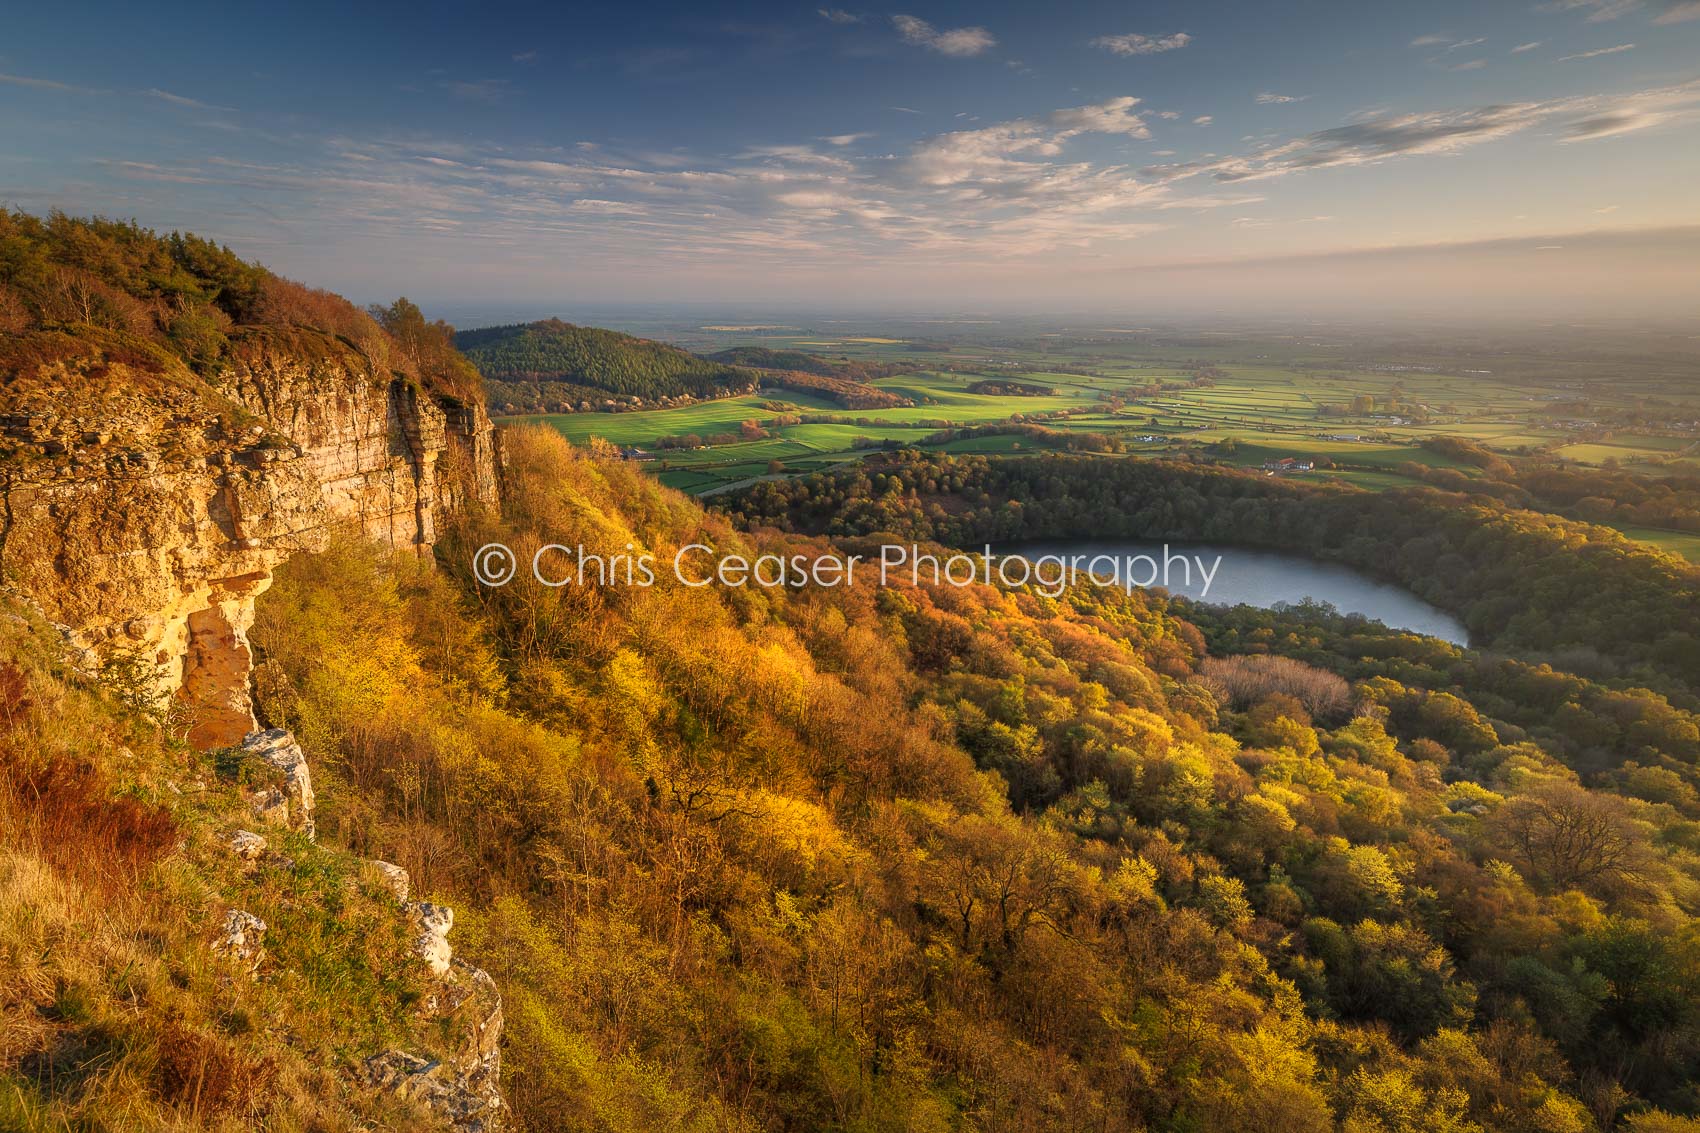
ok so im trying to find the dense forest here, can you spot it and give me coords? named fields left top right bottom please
left=1401, top=441, right=1700, bottom=537
left=12, top=422, right=1700, bottom=1129
left=457, top=319, right=756, bottom=411
left=263, top=434, right=1700, bottom=1128
left=720, top=451, right=1700, bottom=700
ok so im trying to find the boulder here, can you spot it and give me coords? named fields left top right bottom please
left=228, top=830, right=267, bottom=860
left=407, top=901, right=454, bottom=978
left=365, top=1047, right=504, bottom=1133
left=213, top=909, right=267, bottom=974
left=239, top=728, right=315, bottom=839
left=369, top=859, right=411, bottom=902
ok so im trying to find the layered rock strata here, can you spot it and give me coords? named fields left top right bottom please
left=0, top=328, right=496, bottom=747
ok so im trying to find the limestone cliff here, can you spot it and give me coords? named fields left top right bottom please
left=0, top=325, right=496, bottom=747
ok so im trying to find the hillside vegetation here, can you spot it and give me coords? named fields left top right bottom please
left=224, top=427, right=1700, bottom=1131
left=0, top=209, right=482, bottom=404
left=457, top=319, right=755, bottom=412
left=13, top=425, right=1700, bottom=1128
left=0, top=603, right=469, bottom=1130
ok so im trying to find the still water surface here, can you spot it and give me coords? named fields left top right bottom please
left=1003, top=540, right=1469, bottom=645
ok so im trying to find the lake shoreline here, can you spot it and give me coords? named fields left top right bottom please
left=997, top=539, right=1470, bottom=645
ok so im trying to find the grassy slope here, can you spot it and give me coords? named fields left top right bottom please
left=0, top=606, right=457, bottom=1131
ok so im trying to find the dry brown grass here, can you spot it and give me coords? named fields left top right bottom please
left=0, top=605, right=457, bottom=1131
left=1, top=759, right=176, bottom=903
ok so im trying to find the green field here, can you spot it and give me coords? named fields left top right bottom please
left=498, top=326, right=1700, bottom=558
left=1604, top=523, right=1700, bottom=562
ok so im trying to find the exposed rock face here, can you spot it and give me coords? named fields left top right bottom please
left=408, top=901, right=456, bottom=979
left=228, top=830, right=268, bottom=860
left=366, top=858, right=506, bottom=1131
left=213, top=909, right=267, bottom=974
left=369, top=859, right=412, bottom=902
left=366, top=958, right=505, bottom=1132
left=5, top=329, right=510, bottom=1125
left=365, top=1045, right=504, bottom=1133
left=240, top=728, right=316, bottom=839
left=0, top=327, right=496, bottom=747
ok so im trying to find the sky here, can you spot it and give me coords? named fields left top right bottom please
left=3, top=0, right=1699, bottom=318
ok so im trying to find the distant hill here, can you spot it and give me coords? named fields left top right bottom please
left=706, top=345, right=912, bottom=384
left=705, top=346, right=916, bottom=409
left=456, top=319, right=755, bottom=412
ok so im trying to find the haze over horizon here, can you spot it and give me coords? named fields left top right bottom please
left=4, top=0, right=1699, bottom=317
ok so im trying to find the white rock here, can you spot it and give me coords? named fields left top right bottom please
left=239, top=728, right=315, bottom=840
left=370, top=859, right=411, bottom=902
left=365, top=1047, right=504, bottom=1132
left=214, top=909, right=267, bottom=973
left=228, top=830, right=267, bottom=860
left=407, top=901, right=455, bottom=978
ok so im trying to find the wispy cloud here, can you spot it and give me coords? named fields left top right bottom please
left=512, top=51, right=540, bottom=64
left=1542, top=0, right=1700, bottom=23
left=905, top=96, right=1151, bottom=189
left=892, top=14, right=996, bottom=57
left=144, top=88, right=234, bottom=112
left=1161, top=79, right=1700, bottom=184
left=0, top=71, right=102, bottom=94
left=1193, top=115, right=1214, bottom=126
left=818, top=7, right=861, bottom=24
left=1556, top=43, right=1635, bottom=60
left=1512, top=41, right=1545, bottom=52
left=1413, top=35, right=1487, bottom=51
left=1656, top=1, right=1700, bottom=22
left=568, top=199, right=647, bottom=215
left=1255, top=91, right=1309, bottom=104
left=67, top=75, right=1700, bottom=283
left=1091, top=32, right=1192, bottom=56
left=441, top=78, right=512, bottom=102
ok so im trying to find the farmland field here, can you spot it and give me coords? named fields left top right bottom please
left=498, top=322, right=1700, bottom=556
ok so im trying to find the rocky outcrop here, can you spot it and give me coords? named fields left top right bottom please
left=4, top=325, right=510, bottom=1125
left=369, top=859, right=412, bottom=901
left=365, top=860, right=506, bottom=1131
left=213, top=909, right=267, bottom=974
left=408, top=901, right=455, bottom=979
left=228, top=830, right=268, bottom=860
left=0, top=327, right=496, bottom=747
left=239, top=728, right=316, bottom=839
left=365, top=1044, right=504, bottom=1133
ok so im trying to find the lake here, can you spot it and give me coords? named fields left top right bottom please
left=1002, top=541, right=1469, bottom=645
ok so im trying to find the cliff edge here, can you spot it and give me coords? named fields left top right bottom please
left=0, top=215, right=498, bottom=747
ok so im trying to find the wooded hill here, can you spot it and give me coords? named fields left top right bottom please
left=456, top=319, right=756, bottom=412
left=706, top=345, right=912, bottom=383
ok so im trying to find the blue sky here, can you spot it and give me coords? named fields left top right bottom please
left=3, top=0, right=1698, bottom=315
